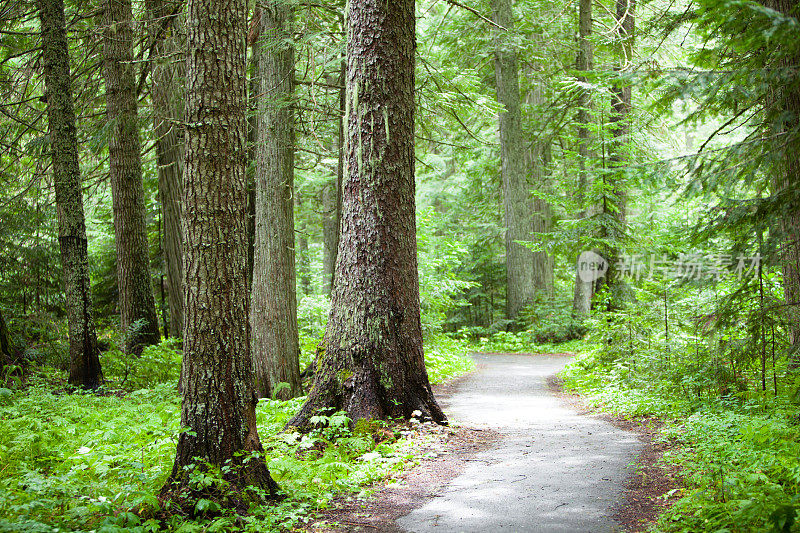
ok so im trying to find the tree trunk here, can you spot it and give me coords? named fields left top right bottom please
left=247, top=42, right=258, bottom=289
left=161, top=0, right=279, bottom=503
left=38, top=0, right=103, bottom=389
left=145, top=0, right=184, bottom=339
left=322, top=65, right=344, bottom=296
left=249, top=0, right=303, bottom=400
left=597, top=0, right=634, bottom=307
left=295, top=191, right=312, bottom=296
left=492, top=0, right=536, bottom=323
left=766, top=0, right=800, bottom=367
left=572, top=0, right=595, bottom=317
left=525, top=85, right=554, bottom=295
left=287, top=0, right=445, bottom=428
left=103, top=0, right=160, bottom=354
left=0, top=309, right=14, bottom=369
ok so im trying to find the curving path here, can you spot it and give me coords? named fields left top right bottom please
left=395, top=353, right=641, bottom=533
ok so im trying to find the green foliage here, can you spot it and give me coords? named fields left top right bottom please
left=562, top=344, right=800, bottom=532
left=0, top=326, right=475, bottom=532
left=0, top=367, right=420, bottom=532
left=101, top=338, right=182, bottom=391
left=423, top=334, right=475, bottom=384
left=417, top=208, right=478, bottom=336
left=297, top=294, right=330, bottom=369
left=656, top=409, right=800, bottom=533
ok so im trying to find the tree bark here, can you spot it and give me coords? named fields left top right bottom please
left=0, top=309, right=14, bottom=369
left=766, top=0, right=800, bottom=366
left=161, top=0, right=279, bottom=503
left=322, top=65, right=344, bottom=296
left=247, top=45, right=258, bottom=289
left=145, top=0, right=184, bottom=339
left=572, top=0, right=595, bottom=317
left=249, top=0, right=303, bottom=400
left=295, top=191, right=312, bottom=296
left=287, top=0, right=445, bottom=428
left=38, top=0, right=103, bottom=389
left=492, top=0, right=536, bottom=323
left=103, top=0, right=160, bottom=354
left=597, top=0, right=634, bottom=307
left=525, top=85, right=554, bottom=295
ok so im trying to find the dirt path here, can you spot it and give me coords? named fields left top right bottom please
left=313, top=353, right=646, bottom=532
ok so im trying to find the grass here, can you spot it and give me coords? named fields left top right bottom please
left=0, top=336, right=475, bottom=532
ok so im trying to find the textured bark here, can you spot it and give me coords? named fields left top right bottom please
left=597, top=0, right=634, bottom=307
left=145, top=0, right=184, bottom=339
left=492, top=0, right=536, bottom=322
left=39, top=0, right=103, bottom=389
left=103, top=0, right=160, bottom=354
left=572, top=0, right=595, bottom=316
left=525, top=86, right=554, bottom=295
left=161, top=0, right=279, bottom=500
left=288, top=0, right=445, bottom=428
left=296, top=191, right=312, bottom=296
left=247, top=56, right=258, bottom=289
left=322, top=66, right=344, bottom=296
left=249, top=0, right=303, bottom=400
left=766, top=0, right=800, bottom=366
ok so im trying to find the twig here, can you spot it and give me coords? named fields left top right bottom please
left=443, top=0, right=507, bottom=31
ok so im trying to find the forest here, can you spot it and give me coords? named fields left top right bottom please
left=1, top=0, right=799, bottom=529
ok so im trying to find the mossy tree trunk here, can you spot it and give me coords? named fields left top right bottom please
left=160, top=0, right=279, bottom=503
left=38, top=0, right=103, bottom=389
left=491, top=0, right=536, bottom=324
left=249, top=0, right=303, bottom=400
left=288, top=0, right=445, bottom=428
left=145, top=0, right=184, bottom=339
left=103, top=0, right=160, bottom=354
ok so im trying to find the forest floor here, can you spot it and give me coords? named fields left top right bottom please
left=308, top=353, right=678, bottom=532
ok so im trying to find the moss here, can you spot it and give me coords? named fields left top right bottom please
left=353, top=418, right=378, bottom=436
left=337, top=369, right=353, bottom=385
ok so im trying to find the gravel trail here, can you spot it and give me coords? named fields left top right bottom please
left=395, top=353, right=641, bottom=533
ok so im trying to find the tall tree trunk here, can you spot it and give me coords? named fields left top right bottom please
left=145, top=0, right=184, bottom=339
left=525, top=85, right=554, bottom=295
left=161, top=0, right=279, bottom=503
left=295, top=191, right=311, bottom=296
left=492, top=0, right=535, bottom=323
left=247, top=51, right=258, bottom=290
left=249, top=0, right=302, bottom=400
left=288, top=0, right=445, bottom=428
left=598, top=0, right=634, bottom=307
left=766, top=0, right=800, bottom=367
left=103, top=0, right=160, bottom=354
left=572, top=0, right=595, bottom=317
left=39, top=0, right=103, bottom=389
left=322, top=65, right=344, bottom=296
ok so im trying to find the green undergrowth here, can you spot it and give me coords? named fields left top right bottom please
left=465, top=330, right=583, bottom=355
left=0, top=335, right=473, bottom=532
left=424, top=334, right=475, bottom=383
left=562, top=346, right=800, bottom=533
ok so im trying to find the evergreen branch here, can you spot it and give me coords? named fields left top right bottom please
left=442, top=0, right=507, bottom=31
